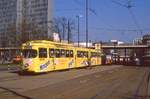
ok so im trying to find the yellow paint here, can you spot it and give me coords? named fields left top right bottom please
left=22, top=40, right=102, bottom=73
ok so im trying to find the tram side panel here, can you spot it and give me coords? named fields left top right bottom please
left=37, top=48, right=55, bottom=72
left=75, top=49, right=89, bottom=68
left=68, top=49, right=75, bottom=69
left=96, top=52, right=102, bottom=65
left=22, top=40, right=102, bottom=73
left=51, top=48, right=75, bottom=71
left=22, top=47, right=39, bottom=72
left=97, top=55, right=102, bottom=65
left=89, top=50, right=102, bottom=66
left=90, top=51, right=97, bottom=66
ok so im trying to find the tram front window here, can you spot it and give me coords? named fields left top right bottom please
left=23, top=49, right=37, bottom=58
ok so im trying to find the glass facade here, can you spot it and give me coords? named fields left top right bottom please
left=26, top=0, right=53, bottom=39
left=143, top=35, right=150, bottom=58
left=0, top=0, right=52, bottom=47
left=0, top=0, right=17, bottom=47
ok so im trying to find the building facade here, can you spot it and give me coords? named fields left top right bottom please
left=0, top=0, right=18, bottom=47
left=142, top=34, right=150, bottom=65
left=23, top=0, right=53, bottom=38
left=0, top=0, right=53, bottom=47
left=143, top=34, right=150, bottom=46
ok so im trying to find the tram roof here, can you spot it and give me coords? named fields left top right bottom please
left=24, top=40, right=73, bottom=46
left=23, top=40, right=99, bottom=50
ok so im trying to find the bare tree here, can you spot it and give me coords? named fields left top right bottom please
left=50, top=17, right=75, bottom=42
left=6, top=17, right=75, bottom=47
left=67, top=19, right=75, bottom=43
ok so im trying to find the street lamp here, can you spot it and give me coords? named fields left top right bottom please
left=86, top=0, right=89, bottom=48
left=76, top=15, right=82, bottom=47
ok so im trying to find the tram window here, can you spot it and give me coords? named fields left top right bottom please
left=91, top=52, right=93, bottom=57
left=77, top=51, right=84, bottom=57
left=61, top=49, right=66, bottom=57
left=77, top=51, right=81, bottom=57
left=70, top=50, right=74, bottom=57
left=81, top=52, right=84, bottom=57
left=66, top=50, right=70, bottom=57
left=94, top=52, right=96, bottom=57
left=94, top=52, right=97, bottom=57
left=55, top=49, right=60, bottom=58
left=39, top=48, right=47, bottom=58
left=97, top=53, right=101, bottom=57
left=23, top=49, right=37, bottom=58
left=84, top=52, right=88, bottom=57
left=91, top=52, right=96, bottom=57
left=49, top=49, right=55, bottom=57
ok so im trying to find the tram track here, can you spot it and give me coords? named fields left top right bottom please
left=147, top=71, right=150, bottom=99
left=0, top=75, right=21, bottom=83
left=21, top=67, right=126, bottom=99
left=88, top=67, right=145, bottom=99
left=27, top=67, right=147, bottom=99
left=133, top=68, right=150, bottom=99
left=23, top=66, right=146, bottom=99
left=0, top=66, right=149, bottom=99
left=90, top=70, right=133, bottom=99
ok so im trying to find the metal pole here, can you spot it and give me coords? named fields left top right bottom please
left=77, top=16, right=80, bottom=47
left=125, top=48, right=127, bottom=65
left=62, top=18, right=65, bottom=40
left=67, top=20, right=70, bottom=43
left=63, top=24, right=65, bottom=40
left=86, top=0, right=88, bottom=48
left=114, top=42, right=116, bottom=64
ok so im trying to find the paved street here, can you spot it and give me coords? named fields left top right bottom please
left=0, top=64, right=20, bottom=72
left=0, top=65, right=150, bottom=99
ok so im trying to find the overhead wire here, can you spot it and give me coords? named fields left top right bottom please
left=73, top=0, right=113, bottom=27
left=127, top=3, right=143, bottom=35
left=111, top=0, right=129, bottom=8
left=55, top=8, right=81, bottom=12
left=73, top=0, right=147, bottom=35
left=111, top=0, right=143, bottom=35
left=90, top=27, right=150, bottom=32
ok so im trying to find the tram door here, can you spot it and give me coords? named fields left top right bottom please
left=68, top=50, right=74, bottom=69
left=49, top=49, right=55, bottom=70
left=97, top=53, right=101, bottom=65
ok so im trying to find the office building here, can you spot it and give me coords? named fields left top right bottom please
left=142, top=34, right=150, bottom=65
left=0, top=0, right=53, bottom=47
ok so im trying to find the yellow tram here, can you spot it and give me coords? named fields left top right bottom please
left=22, top=40, right=101, bottom=73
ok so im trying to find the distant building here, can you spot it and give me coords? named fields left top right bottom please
left=0, top=0, right=18, bottom=47
left=73, top=42, right=93, bottom=47
left=143, top=34, right=150, bottom=46
left=133, top=38, right=143, bottom=45
left=142, top=34, right=150, bottom=65
left=0, top=0, right=53, bottom=47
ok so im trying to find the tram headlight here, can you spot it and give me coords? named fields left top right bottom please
left=24, top=63, right=29, bottom=68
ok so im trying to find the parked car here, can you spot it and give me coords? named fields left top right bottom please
left=12, top=55, right=22, bottom=63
